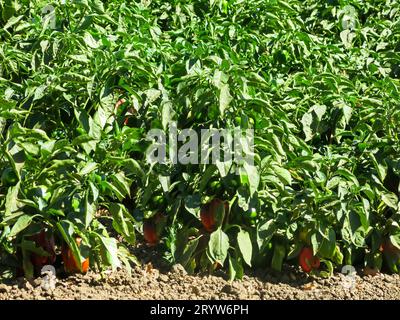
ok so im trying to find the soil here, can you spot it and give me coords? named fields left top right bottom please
left=0, top=245, right=399, bottom=300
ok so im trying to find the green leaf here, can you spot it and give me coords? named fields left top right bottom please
left=98, top=236, right=121, bottom=270
left=21, top=247, right=34, bottom=279
left=79, top=162, right=98, bottom=176
left=390, top=234, right=400, bottom=250
left=111, top=172, right=132, bottom=198
left=8, top=214, right=34, bottom=238
left=20, top=239, right=50, bottom=256
left=219, top=84, right=232, bottom=115
left=103, top=181, right=125, bottom=201
left=84, top=192, right=95, bottom=228
left=177, top=236, right=201, bottom=269
left=237, top=229, right=252, bottom=267
left=91, top=0, right=105, bottom=13
left=331, top=245, right=344, bottom=265
left=381, top=193, right=398, bottom=210
left=320, top=260, right=334, bottom=277
left=57, top=221, right=84, bottom=270
left=83, top=32, right=99, bottom=49
left=109, top=203, right=136, bottom=245
left=243, top=162, right=259, bottom=196
left=272, top=165, right=292, bottom=185
left=369, top=153, right=387, bottom=182
left=184, top=194, right=201, bottom=217
left=318, top=228, right=336, bottom=259
left=162, top=102, right=172, bottom=131
left=88, top=181, right=99, bottom=202
left=271, top=134, right=285, bottom=157
left=335, top=168, right=359, bottom=187
left=214, top=200, right=226, bottom=229
left=121, top=159, right=145, bottom=180
left=199, top=165, right=217, bottom=192
left=228, top=254, right=244, bottom=281
left=33, top=85, right=47, bottom=101
left=311, top=233, right=319, bottom=255
left=301, top=112, right=313, bottom=142
left=5, top=182, right=20, bottom=216
left=257, top=220, right=276, bottom=250
left=301, top=105, right=327, bottom=141
left=208, top=228, right=229, bottom=265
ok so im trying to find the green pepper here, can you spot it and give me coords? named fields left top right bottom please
left=271, top=243, right=286, bottom=272
left=208, top=180, right=222, bottom=195
left=234, top=116, right=242, bottom=126
left=75, top=127, right=86, bottom=136
left=1, top=168, right=19, bottom=187
left=246, top=208, right=257, bottom=219
left=152, top=195, right=165, bottom=207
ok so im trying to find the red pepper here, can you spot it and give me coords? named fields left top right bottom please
left=200, top=198, right=229, bottom=232
left=143, top=213, right=165, bottom=246
left=61, top=237, right=89, bottom=274
left=115, top=98, right=136, bottom=126
left=143, top=221, right=159, bottom=246
left=200, top=202, right=215, bottom=232
left=299, top=247, right=320, bottom=273
left=382, top=239, right=400, bottom=257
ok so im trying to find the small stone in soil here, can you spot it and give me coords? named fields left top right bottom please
left=221, top=284, right=233, bottom=294
left=158, top=274, right=169, bottom=282
left=0, top=284, right=9, bottom=293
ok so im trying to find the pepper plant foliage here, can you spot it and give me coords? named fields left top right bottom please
left=0, top=0, right=400, bottom=279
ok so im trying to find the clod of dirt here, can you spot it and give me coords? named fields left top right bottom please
left=171, top=264, right=187, bottom=276
left=363, top=267, right=380, bottom=276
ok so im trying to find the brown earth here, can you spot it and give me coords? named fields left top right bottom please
left=0, top=264, right=400, bottom=300
left=0, top=245, right=399, bottom=300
